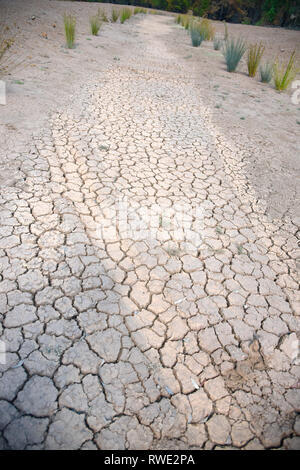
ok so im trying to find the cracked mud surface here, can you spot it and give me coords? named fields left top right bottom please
left=0, top=8, right=300, bottom=450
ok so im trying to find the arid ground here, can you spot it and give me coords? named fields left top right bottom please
left=0, top=0, right=299, bottom=450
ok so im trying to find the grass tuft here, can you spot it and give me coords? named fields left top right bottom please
left=120, top=8, right=132, bottom=24
left=213, top=37, right=223, bottom=50
left=111, top=8, right=120, bottom=23
left=90, top=15, right=101, bottom=36
left=190, top=23, right=204, bottom=47
left=98, top=8, right=108, bottom=23
left=223, top=37, right=247, bottom=72
left=199, top=18, right=215, bottom=41
left=64, top=14, right=76, bottom=49
left=247, top=42, right=265, bottom=77
left=259, top=61, right=273, bottom=83
left=274, top=50, right=299, bottom=91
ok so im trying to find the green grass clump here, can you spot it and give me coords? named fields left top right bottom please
left=274, top=51, right=299, bottom=91
left=190, top=24, right=204, bottom=47
left=134, top=7, right=147, bottom=14
left=213, top=37, right=222, bottom=50
left=176, top=14, right=181, bottom=24
left=98, top=8, right=108, bottom=23
left=64, top=14, right=76, bottom=49
left=120, top=8, right=132, bottom=24
left=90, top=15, right=101, bottom=36
left=247, top=42, right=265, bottom=77
left=223, top=37, right=247, bottom=72
left=111, top=9, right=119, bottom=23
left=259, top=61, right=273, bottom=83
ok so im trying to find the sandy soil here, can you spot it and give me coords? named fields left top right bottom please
left=0, top=0, right=299, bottom=451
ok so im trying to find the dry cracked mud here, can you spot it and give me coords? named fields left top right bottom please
left=0, top=7, right=300, bottom=450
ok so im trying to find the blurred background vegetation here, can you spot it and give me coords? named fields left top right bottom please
left=80, top=0, right=300, bottom=27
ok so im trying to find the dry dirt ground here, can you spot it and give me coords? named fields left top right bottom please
left=0, top=0, right=299, bottom=450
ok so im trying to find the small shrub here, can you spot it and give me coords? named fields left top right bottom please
left=64, top=14, right=76, bottom=49
left=120, top=8, right=132, bottom=24
left=190, top=25, right=204, bottom=47
left=247, top=42, right=265, bottom=77
left=274, top=50, right=299, bottom=91
left=111, top=9, right=119, bottom=23
left=259, top=61, right=273, bottom=83
left=213, top=37, right=222, bottom=50
left=90, top=15, right=101, bottom=36
left=223, top=37, right=247, bottom=72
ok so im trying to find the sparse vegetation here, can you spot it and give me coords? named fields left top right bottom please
left=274, top=50, right=299, bottom=91
left=247, top=42, right=265, bottom=77
left=90, top=15, right=101, bottom=36
left=213, top=37, right=222, bottom=50
left=134, top=7, right=147, bottom=14
left=260, top=61, right=273, bottom=83
left=111, top=9, right=120, bottom=23
left=64, top=14, right=76, bottom=49
left=0, top=25, right=14, bottom=77
left=223, top=21, right=228, bottom=41
left=199, top=18, right=215, bottom=41
left=190, top=24, right=204, bottom=47
left=120, top=8, right=132, bottom=24
left=223, top=37, right=247, bottom=72
left=98, top=8, right=108, bottom=23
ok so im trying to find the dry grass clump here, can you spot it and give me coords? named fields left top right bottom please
left=111, top=8, right=119, bottom=23
left=199, top=18, right=215, bottom=41
left=134, top=7, right=147, bottom=15
left=98, top=8, right=109, bottom=23
left=120, top=8, right=132, bottom=24
left=274, top=50, right=299, bottom=91
left=247, top=42, right=265, bottom=77
left=64, top=13, right=76, bottom=49
left=0, top=25, right=14, bottom=77
left=90, top=15, right=101, bottom=36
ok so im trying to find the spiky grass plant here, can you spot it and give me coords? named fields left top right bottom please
left=199, top=18, right=215, bottom=41
left=259, top=61, right=273, bottom=83
left=111, top=8, right=119, bottom=23
left=176, top=15, right=181, bottom=24
left=184, top=16, right=190, bottom=30
left=64, top=14, right=76, bottom=49
left=247, top=42, right=265, bottom=77
left=98, top=8, right=108, bottom=23
left=90, top=15, right=101, bottom=36
left=0, top=28, right=14, bottom=78
left=223, top=37, right=247, bottom=72
left=213, top=37, right=222, bottom=50
left=274, top=50, right=299, bottom=91
left=120, top=8, right=132, bottom=24
left=134, top=7, right=147, bottom=14
left=190, top=23, right=204, bottom=47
